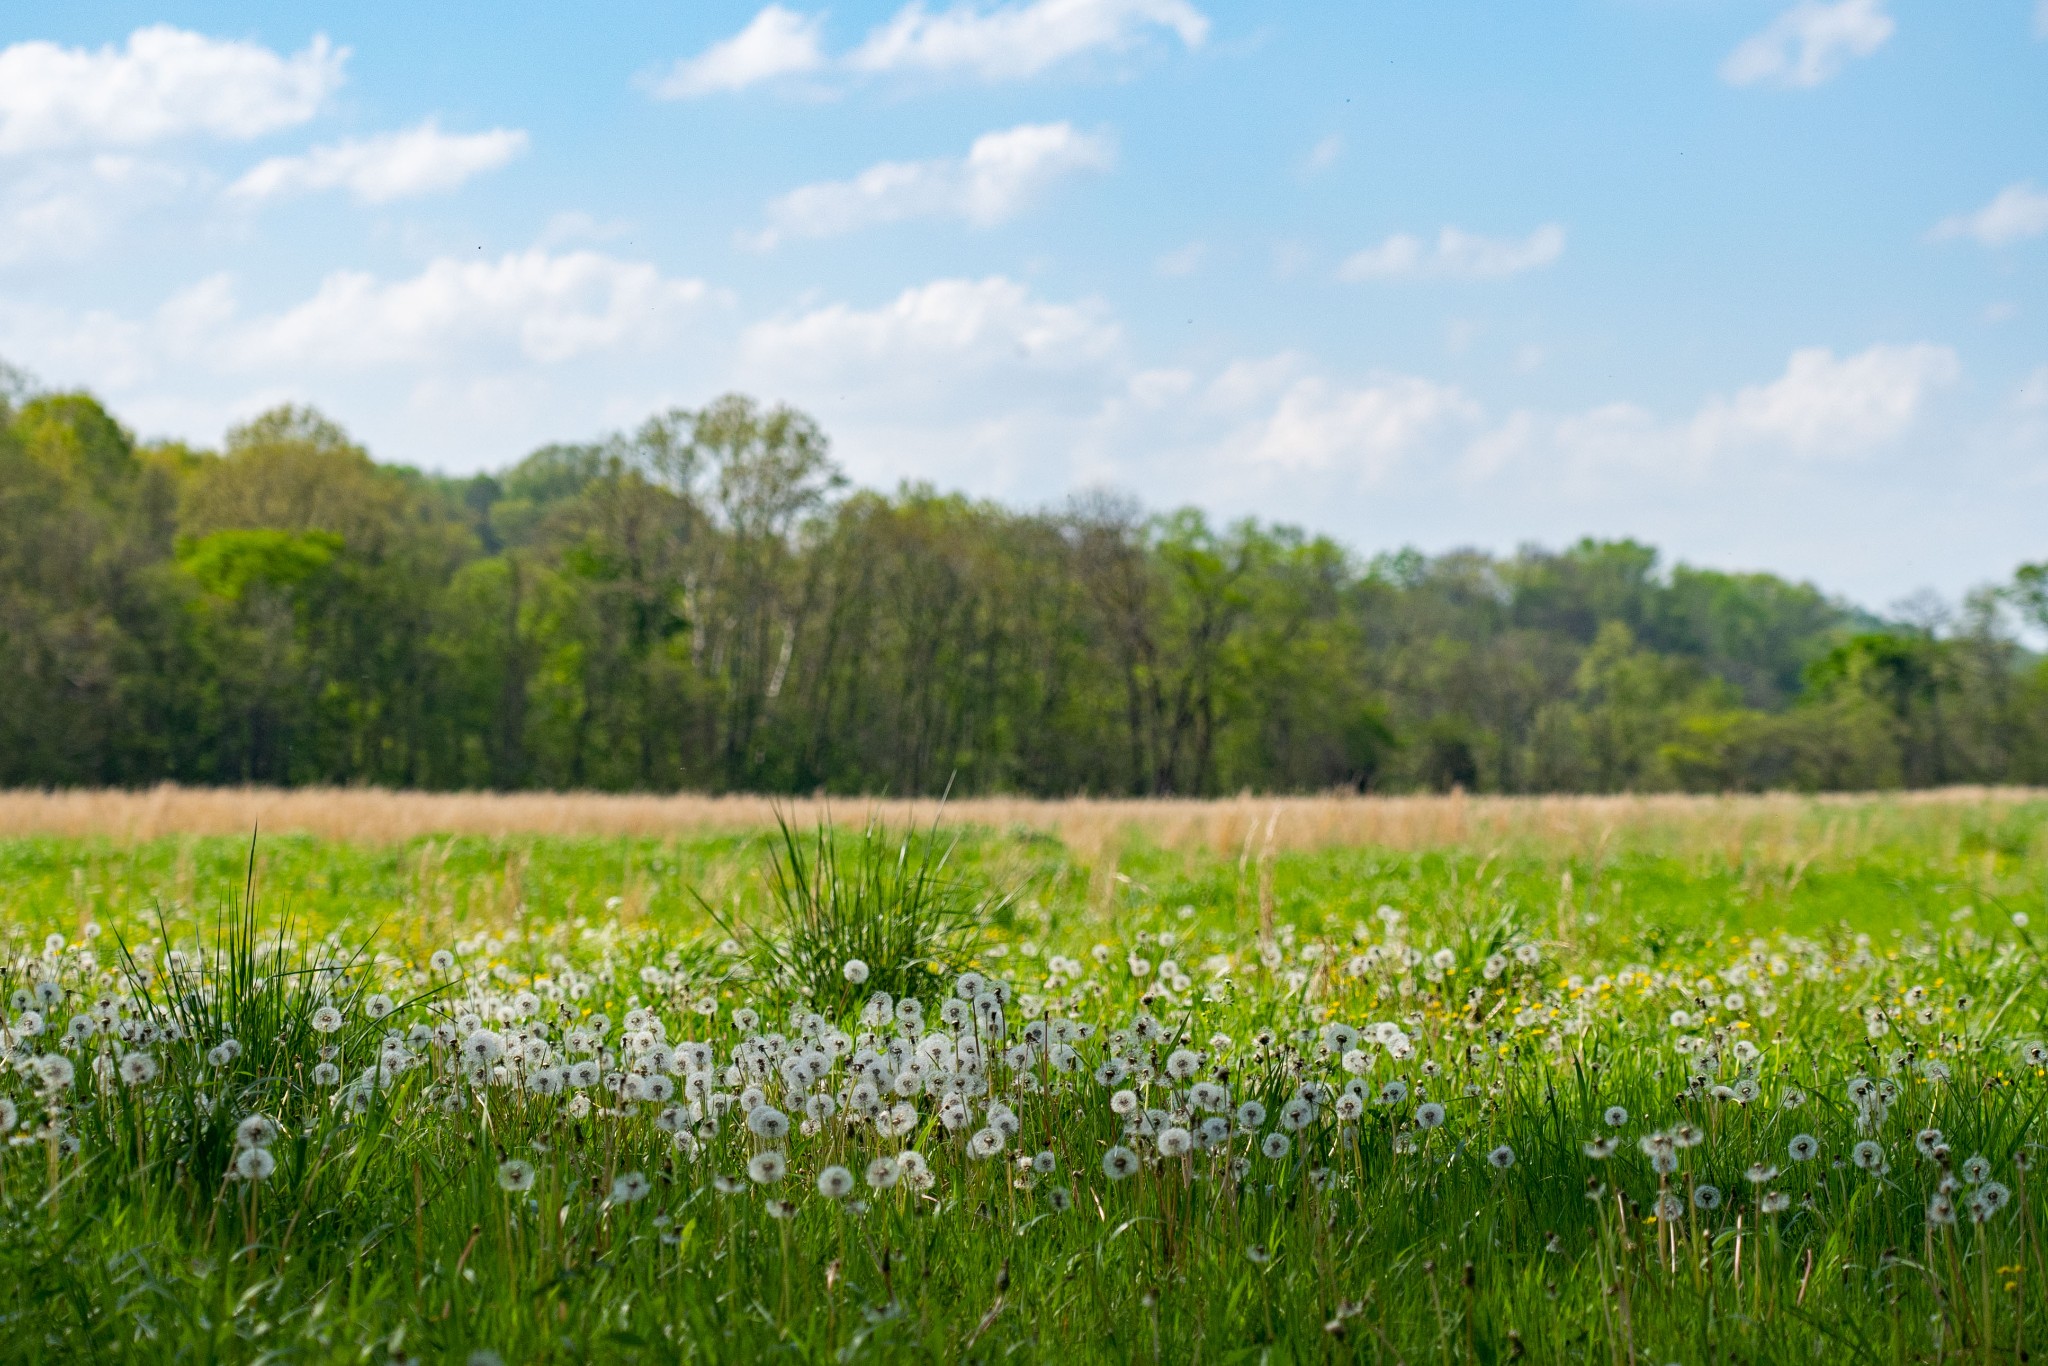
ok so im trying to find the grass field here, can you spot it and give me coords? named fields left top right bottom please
left=2, top=789, right=2046, bottom=1363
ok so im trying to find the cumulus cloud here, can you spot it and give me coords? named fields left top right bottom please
left=1689, top=343, right=1958, bottom=458
left=230, top=250, right=711, bottom=367
left=748, top=122, right=1111, bottom=247
left=1339, top=225, right=1565, bottom=282
left=1720, top=0, right=1892, bottom=89
left=0, top=26, right=344, bottom=154
left=651, top=6, right=826, bottom=98
left=657, top=0, right=1206, bottom=95
left=848, top=0, right=1209, bottom=80
left=1931, top=182, right=2048, bottom=247
left=228, top=120, right=528, bottom=205
left=1240, top=374, right=1480, bottom=479
left=740, top=276, right=1119, bottom=396
left=0, top=154, right=185, bottom=264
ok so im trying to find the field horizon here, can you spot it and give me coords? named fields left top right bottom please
left=3, top=782, right=2044, bottom=855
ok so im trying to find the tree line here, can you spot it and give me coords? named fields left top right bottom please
left=3, top=375, right=2044, bottom=795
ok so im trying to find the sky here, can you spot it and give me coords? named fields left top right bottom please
left=0, top=1, right=2043, bottom=608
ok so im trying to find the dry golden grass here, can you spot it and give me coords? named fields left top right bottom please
left=0, top=784, right=2042, bottom=863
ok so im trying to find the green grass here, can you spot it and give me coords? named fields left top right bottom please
left=0, top=809, right=2046, bottom=1363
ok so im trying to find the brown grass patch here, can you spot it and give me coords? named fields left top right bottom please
left=0, top=784, right=2041, bottom=863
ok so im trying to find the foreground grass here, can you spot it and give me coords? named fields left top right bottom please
left=0, top=807, right=2045, bottom=1362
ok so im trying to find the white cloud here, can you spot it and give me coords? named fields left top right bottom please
left=228, top=120, right=528, bottom=205
left=749, top=122, right=1111, bottom=247
left=230, top=250, right=710, bottom=367
left=1303, top=134, right=1343, bottom=174
left=2038, top=0, right=2048, bottom=38
left=0, top=26, right=344, bottom=154
left=0, top=154, right=186, bottom=264
left=1931, top=182, right=2048, bottom=247
left=741, top=276, right=1119, bottom=386
left=1242, top=374, right=1480, bottom=478
left=1689, top=343, right=1958, bottom=458
left=1339, top=224, right=1565, bottom=282
left=2017, top=365, right=2048, bottom=410
left=652, top=6, right=826, bottom=98
left=1154, top=240, right=1205, bottom=276
left=846, top=0, right=1208, bottom=81
left=1720, top=0, right=1892, bottom=89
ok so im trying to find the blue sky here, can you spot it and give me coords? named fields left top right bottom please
left=1, top=1, right=2043, bottom=607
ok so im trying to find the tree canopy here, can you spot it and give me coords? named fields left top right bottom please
left=2, top=384, right=2042, bottom=794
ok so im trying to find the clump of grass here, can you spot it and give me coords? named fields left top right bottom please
left=726, top=812, right=997, bottom=1016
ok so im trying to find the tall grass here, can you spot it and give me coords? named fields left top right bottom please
left=718, top=814, right=996, bottom=1016
left=3, top=783, right=2043, bottom=863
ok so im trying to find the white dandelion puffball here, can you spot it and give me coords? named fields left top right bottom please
left=749, top=1151, right=787, bottom=1185
left=236, top=1114, right=278, bottom=1149
left=430, top=950, right=455, bottom=973
left=364, top=993, right=395, bottom=1020
left=234, top=1146, right=277, bottom=1182
left=498, top=1159, right=536, bottom=1192
left=1788, top=1134, right=1819, bottom=1162
left=817, top=1165, right=854, bottom=1198
left=1851, top=1140, right=1884, bottom=1172
left=843, top=959, right=869, bottom=985
left=1157, top=1126, right=1193, bottom=1158
left=119, top=1052, right=158, bottom=1085
left=1101, top=1146, right=1139, bottom=1181
left=1415, top=1102, right=1445, bottom=1130
left=866, top=1157, right=901, bottom=1190
left=612, top=1172, right=651, bottom=1203
left=311, top=1006, right=344, bottom=1034
left=1603, top=1106, right=1628, bottom=1128
left=1487, top=1145, right=1516, bottom=1170
left=1261, top=1132, right=1291, bottom=1160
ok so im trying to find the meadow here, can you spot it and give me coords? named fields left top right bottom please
left=1, top=788, right=2046, bottom=1363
